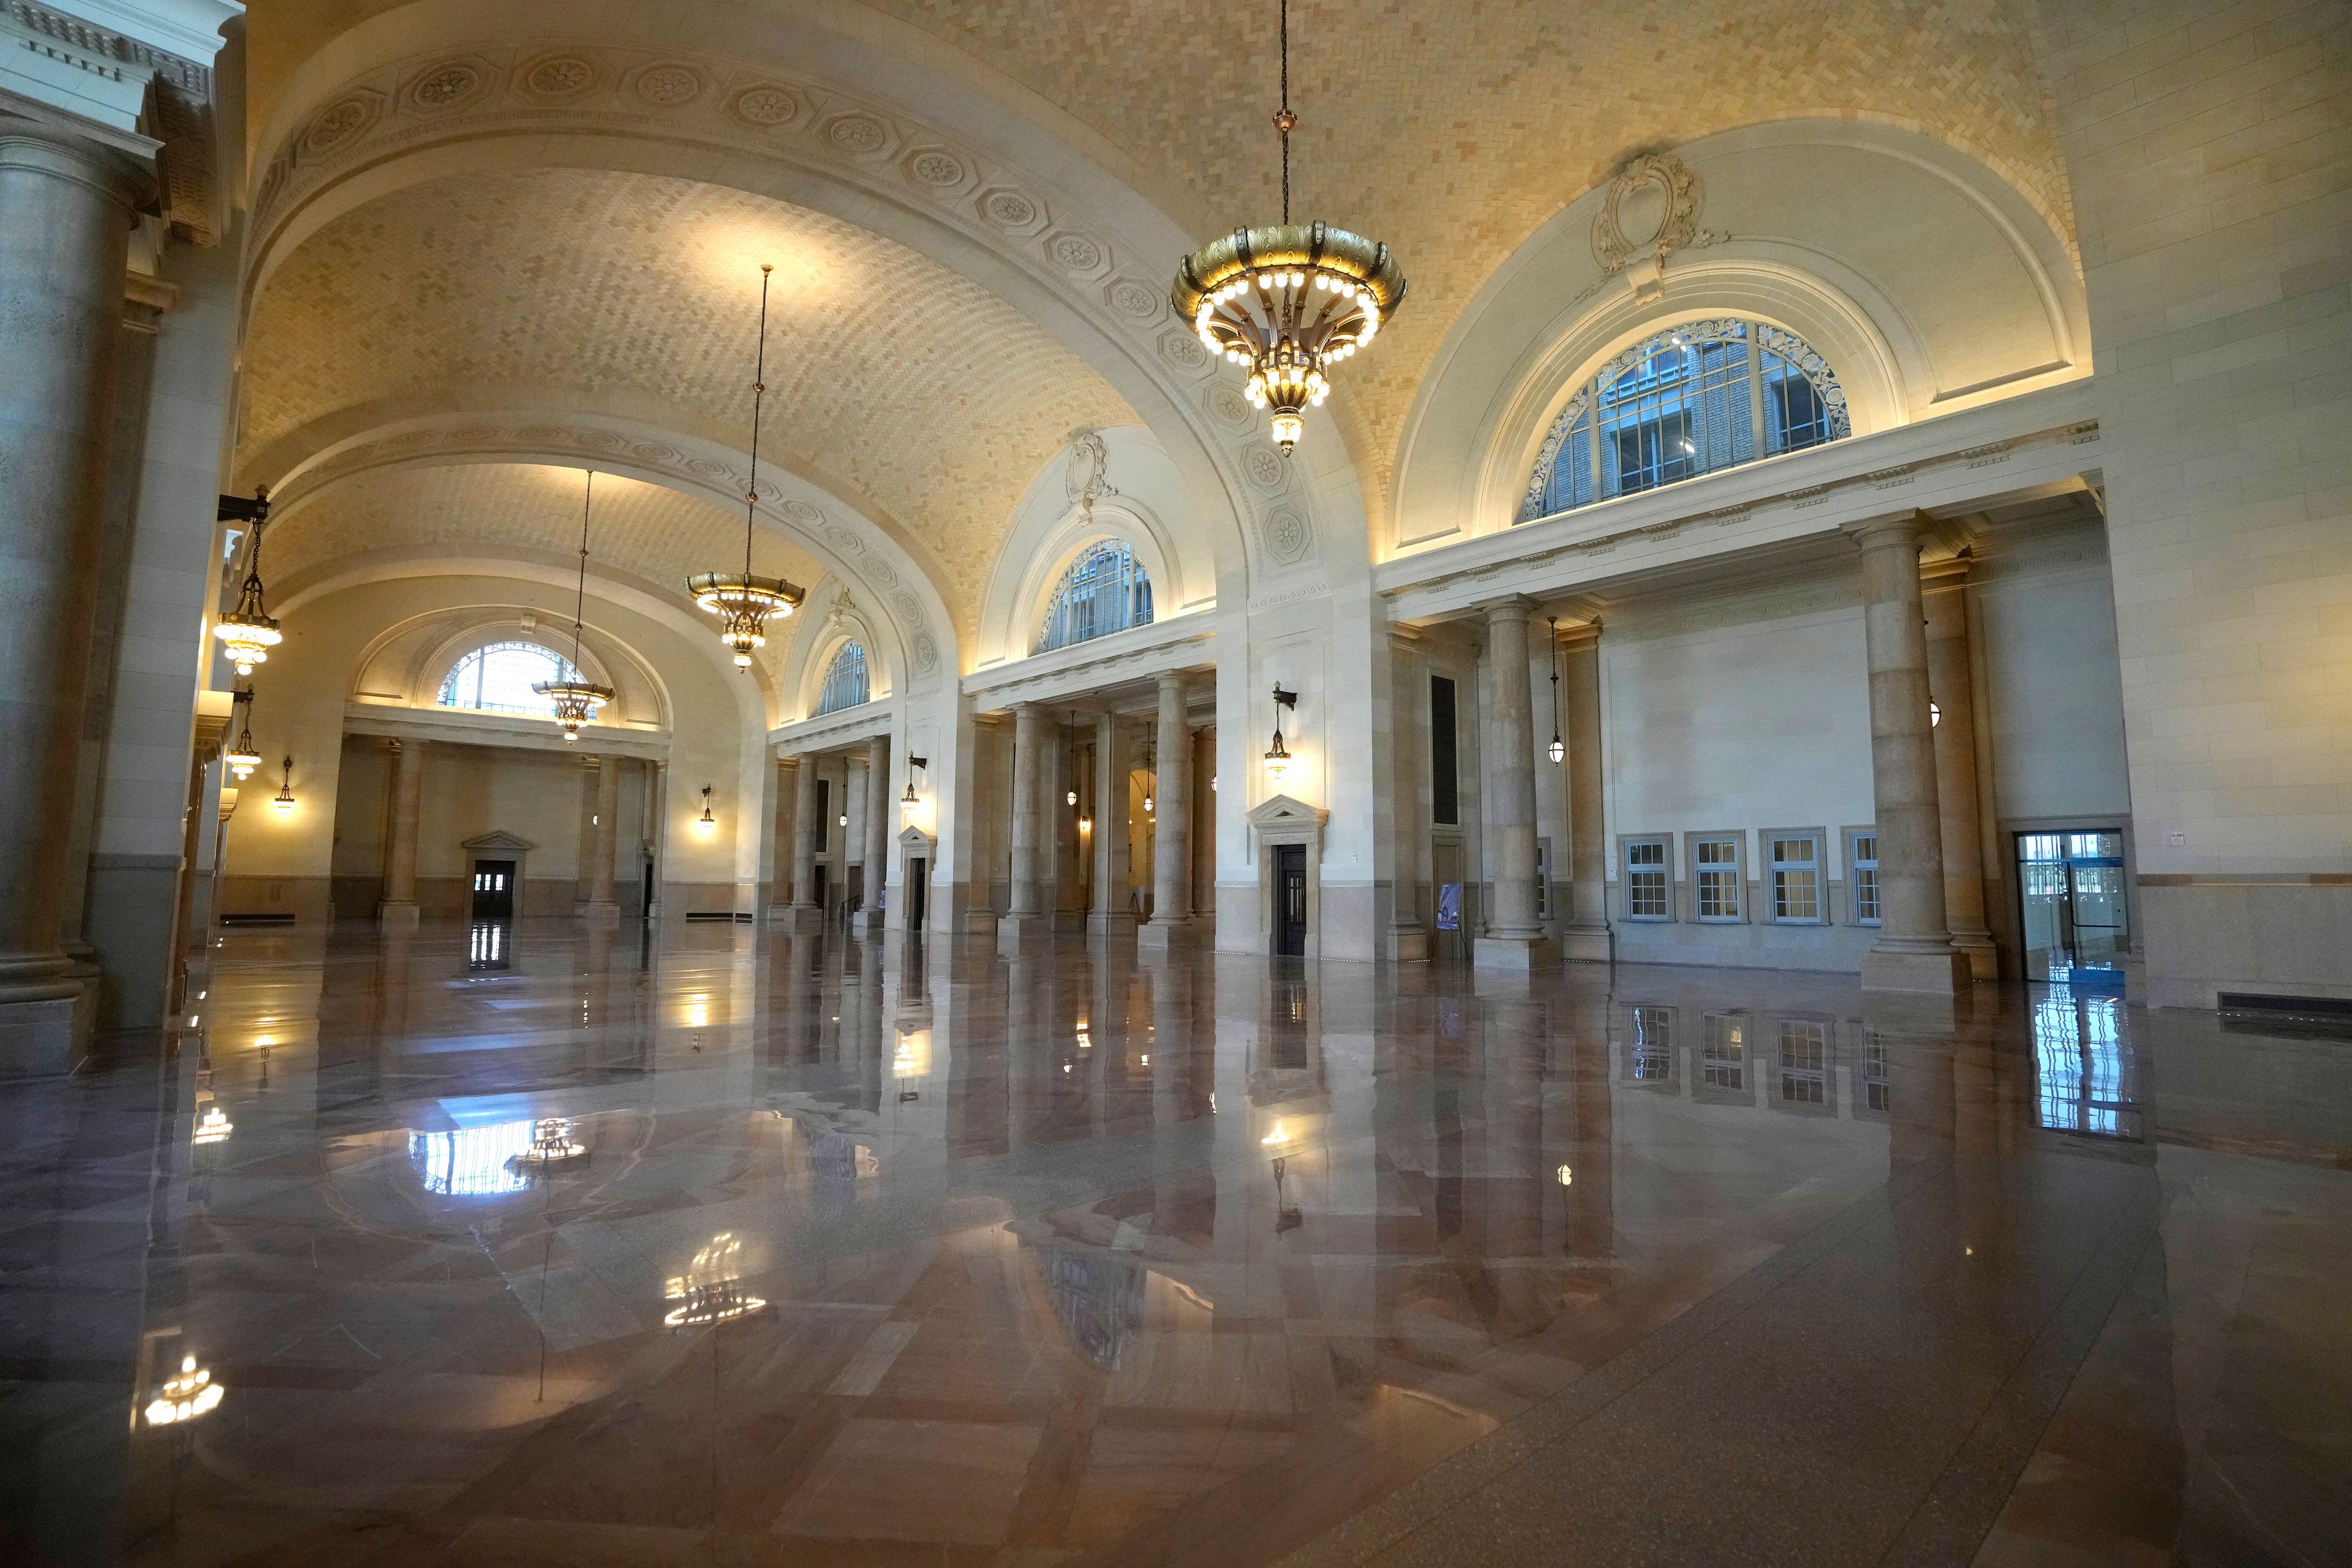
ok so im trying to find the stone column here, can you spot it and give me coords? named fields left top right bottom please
left=859, top=734, right=891, bottom=933
left=1385, top=633, right=1430, bottom=962
left=1853, top=516, right=1967, bottom=994
left=1089, top=712, right=1134, bottom=937
left=377, top=739, right=424, bottom=926
left=768, top=755, right=796, bottom=916
left=1474, top=598, right=1555, bottom=970
left=0, top=125, right=144, bottom=1074
left=1137, top=673, right=1194, bottom=950
left=785, top=749, right=822, bottom=930
left=999, top=702, right=1052, bottom=951
left=1924, top=575, right=1996, bottom=979
left=1559, top=624, right=1612, bottom=962
left=581, top=756, right=620, bottom=923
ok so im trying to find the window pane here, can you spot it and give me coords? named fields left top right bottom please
left=1695, top=837, right=1739, bottom=919
left=438, top=642, right=579, bottom=718
left=816, top=643, right=869, bottom=714
left=1038, top=541, right=1153, bottom=652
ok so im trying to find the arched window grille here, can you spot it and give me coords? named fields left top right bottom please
left=437, top=641, right=582, bottom=718
left=816, top=641, right=870, bottom=714
left=1519, top=318, right=1850, bottom=522
left=1037, top=541, right=1153, bottom=654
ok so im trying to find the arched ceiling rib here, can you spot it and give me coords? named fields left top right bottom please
left=859, top=0, right=2078, bottom=491
left=241, top=167, right=1139, bottom=625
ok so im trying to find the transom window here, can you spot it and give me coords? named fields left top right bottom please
left=437, top=641, right=581, bottom=718
left=1771, top=835, right=1822, bottom=923
left=1520, top=318, right=1850, bottom=521
left=1038, top=541, right=1153, bottom=653
left=816, top=642, right=869, bottom=714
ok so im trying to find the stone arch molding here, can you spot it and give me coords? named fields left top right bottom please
left=783, top=586, right=896, bottom=725
left=1387, top=118, right=2087, bottom=550
left=356, top=608, right=671, bottom=731
left=265, top=413, right=951, bottom=692
left=239, top=9, right=1357, bottom=589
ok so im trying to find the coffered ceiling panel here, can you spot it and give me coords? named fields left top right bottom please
left=241, top=167, right=1137, bottom=619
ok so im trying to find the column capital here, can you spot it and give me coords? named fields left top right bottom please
left=1844, top=511, right=1931, bottom=552
left=1476, top=594, right=1539, bottom=624
left=1153, top=669, right=1190, bottom=696
left=0, top=119, right=151, bottom=210
left=1556, top=617, right=1603, bottom=653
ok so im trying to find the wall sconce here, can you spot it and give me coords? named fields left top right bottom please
left=1547, top=616, right=1565, bottom=764
left=272, top=756, right=295, bottom=814
left=1264, top=684, right=1297, bottom=786
left=1079, top=815, right=1093, bottom=832
left=902, top=754, right=927, bottom=805
left=696, top=785, right=716, bottom=829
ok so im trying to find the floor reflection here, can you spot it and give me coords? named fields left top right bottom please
left=2, top=923, right=2346, bottom=1567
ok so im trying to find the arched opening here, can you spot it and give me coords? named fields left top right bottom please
left=1520, top=318, right=1850, bottom=522
left=435, top=641, right=583, bottom=718
left=815, top=641, right=871, bottom=715
left=1036, top=541, right=1153, bottom=654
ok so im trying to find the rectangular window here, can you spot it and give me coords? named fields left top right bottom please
left=1694, top=836, right=1741, bottom=921
left=1702, top=1012, right=1747, bottom=1090
left=1863, top=1034, right=1891, bottom=1114
left=1534, top=839, right=1551, bottom=920
left=1624, top=839, right=1670, bottom=920
left=1771, top=835, right=1821, bottom=923
left=1430, top=676, right=1458, bottom=826
left=1778, top=1019, right=1830, bottom=1104
left=1851, top=833, right=1880, bottom=925
left=813, top=778, right=831, bottom=854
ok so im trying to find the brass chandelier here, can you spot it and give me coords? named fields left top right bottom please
left=223, top=685, right=262, bottom=781
left=534, top=469, right=615, bottom=742
left=689, top=265, right=805, bottom=669
left=1170, top=0, right=1406, bottom=453
left=211, top=486, right=282, bottom=677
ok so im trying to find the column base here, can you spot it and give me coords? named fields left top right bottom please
left=1386, top=923, right=1430, bottom=963
left=0, top=991, right=88, bottom=1079
left=962, top=910, right=1001, bottom=941
left=1474, top=933, right=1556, bottom=972
left=1087, top=910, right=1137, bottom=938
left=1861, top=944, right=1969, bottom=995
left=1557, top=924, right=1614, bottom=963
left=578, top=900, right=619, bottom=927
left=1953, top=929, right=1997, bottom=982
left=997, top=912, right=1054, bottom=954
left=376, top=901, right=420, bottom=928
left=1136, top=918, right=1195, bottom=952
left=778, top=905, right=824, bottom=933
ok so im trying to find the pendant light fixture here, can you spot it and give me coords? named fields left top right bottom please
left=1264, top=684, right=1297, bottom=786
left=690, top=265, right=805, bottom=669
left=536, top=469, right=616, bottom=742
left=1170, top=0, right=1406, bottom=453
left=223, top=686, right=262, bottom=782
left=1547, top=617, right=1565, bottom=764
left=272, top=756, right=296, bottom=815
left=211, top=486, right=282, bottom=677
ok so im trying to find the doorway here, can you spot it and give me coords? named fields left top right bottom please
left=1274, top=843, right=1307, bottom=957
left=906, top=856, right=927, bottom=932
left=470, top=860, right=516, bottom=919
left=814, top=862, right=829, bottom=919
left=2016, top=830, right=2128, bottom=986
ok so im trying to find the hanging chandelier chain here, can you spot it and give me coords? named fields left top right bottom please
left=571, top=469, right=594, bottom=668
left=1276, top=0, right=1294, bottom=225
left=744, top=264, right=774, bottom=582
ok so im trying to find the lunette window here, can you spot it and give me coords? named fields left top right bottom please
left=816, top=642, right=869, bottom=714
left=1037, top=541, right=1153, bottom=653
left=437, top=641, right=581, bottom=718
left=1695, top=836, right=1741, bottom=921
left=1520, top=318, right=1850, bottom=521
left=1771, top=835, right=1822, bottom=922
left=1851, top=833, right=1881, bottom=925
left=1624, top=839, right=1670, bottom=920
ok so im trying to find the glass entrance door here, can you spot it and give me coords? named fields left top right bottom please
left=2016, top=831, right=2128, bottom=987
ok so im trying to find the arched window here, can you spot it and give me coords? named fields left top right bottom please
left=437, top=641, right=582, bottom=718
left=1520, top=318, right=1850, bottom=521
left=1037, top=541, right=1153, bottom=653
left=816, top=642, right=869, bottom=714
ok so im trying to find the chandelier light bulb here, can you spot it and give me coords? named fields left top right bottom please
left=1549, top=734, right=1565, bottom=764
left=224, top=687, right=262, bottom=781
left=144, top=1354, right=224, bottom=1427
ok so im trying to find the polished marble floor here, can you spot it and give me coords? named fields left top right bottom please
left=5, top=920, right=2349, bottom=1566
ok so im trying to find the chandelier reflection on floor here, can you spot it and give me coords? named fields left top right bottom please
left=1170, top=0, right=1405, bottom=453
left=663, top=1231, right=766, bottom=1327
left=143, top=1354, right=225, bottom=1427
left=508, top=1116, right=587, bottom=1169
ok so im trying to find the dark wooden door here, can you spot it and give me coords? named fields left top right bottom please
left=907, top=857, right=928, bottom=932
left=1275, top=844, right=1307, bottom=956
